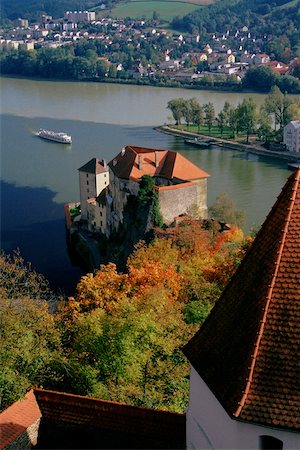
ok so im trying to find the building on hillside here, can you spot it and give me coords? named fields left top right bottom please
left=253, top=53, right=270, bottom=65
left=64, top=11, right=96, bottom=22
left=183, top=169, right=300, bottom=449
left=78, top=158, right=109, bottom=231
left=284, top=120, right=300, bottom=153
left=107, top=145, right=209, bottom=233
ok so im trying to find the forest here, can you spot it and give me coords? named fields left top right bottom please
left=0, top=200, right=253, bottom=413
left=1, top=0, right=104, bottom=23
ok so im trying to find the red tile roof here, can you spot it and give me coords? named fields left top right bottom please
left=108, top=145, right=209, bottom=182
left=0, top=390, right=41, bottom=449
left=183, top=169, right=300, bottom=431
left=34, top=389, right=185, bottom=448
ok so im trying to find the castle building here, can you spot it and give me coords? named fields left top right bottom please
left=183, top=169, right=300, bottom=449
left=107, top=145, right=209, bottom=233
left=78, top=158, right=109, bottom=232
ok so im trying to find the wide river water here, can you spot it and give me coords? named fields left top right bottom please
left=0, top=77, right=292, bottom=293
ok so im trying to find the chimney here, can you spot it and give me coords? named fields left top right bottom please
left=155, top=151, right=159, bottom=168
left=138, top=155, right=143, bottom=170
left=121, top=147, right=126, bottom=156
left=102, top=159, right=107, bottom=168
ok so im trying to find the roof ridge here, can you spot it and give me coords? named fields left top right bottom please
left=234, top=169, right=300, bottom=417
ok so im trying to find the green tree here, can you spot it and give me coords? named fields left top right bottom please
left=209, top=192, right=245, bottom=229
left=257, top=106, right=272, bottom=142
left=204, top=102, right=215, bottom=133
left=0, top=297, right=64, bottom=411
left=167, top=98, right=186, bottom=126
left=264, top=86, right=300, bottom=132
left=237, top=98, right=258, bottom=143
left=216, top=110, right=226, bottom=136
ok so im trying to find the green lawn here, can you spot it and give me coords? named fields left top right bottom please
left=110, top=1, right=202, bottom=21
left=176, top=124, right=234, bottom=139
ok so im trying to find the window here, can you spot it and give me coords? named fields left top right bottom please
left=87, top=181, right=89, bottom=185
left=87, top=189, right=89, bottom=193
left=104, top=174, right=107, bottom=177
left=86, top=174, right=88, bottom=177
left=259, top=436, right=283, bottom=450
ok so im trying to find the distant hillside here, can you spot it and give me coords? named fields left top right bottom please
left=1, top=0, right=103, bottom=22
left=172, top=0, right=300, bottom=59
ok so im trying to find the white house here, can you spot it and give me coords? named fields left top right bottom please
left=183, top=169, right=300, bottom=449
left=78, top=158, right=109, bottom=229
left=284, top=120, right=300, bottom=153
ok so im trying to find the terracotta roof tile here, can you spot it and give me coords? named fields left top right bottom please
left=34, top=389, right=185, bottom=448
left=183, top=169, right=300, bottom=431
left=108, top=145, right=209, bottom=182
left=0, top=390, right=41, bottom=449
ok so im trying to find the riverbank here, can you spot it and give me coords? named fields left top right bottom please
left=155, top=125, right=300, bottom=162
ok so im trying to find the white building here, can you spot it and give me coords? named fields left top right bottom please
left=78, top=158, right=109, bottom=230
left=64, top=11, right=96, bottom=22
left=284, top=120, right=300, bottom=153
left=183, top=169, right=300, bottom=449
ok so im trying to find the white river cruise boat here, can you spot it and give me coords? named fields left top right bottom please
left=35, top=129, right=72, bottom=144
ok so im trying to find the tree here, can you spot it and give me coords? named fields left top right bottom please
left=209, top=192, right=245, bottom=229
left=183, top=99, right=193, bottom=128
left=216, top=110, right=226, bottom=136
left=204, top=102, right=215, bottom=133
left=237, top=98, right=258, bottom=143
left=242, top=66, right=279, bottom=92
left=0, top=250, right=57, bottom=306
left=167, top=98, right=186, bottom=126
left=96, top=59, right=109, bottom=78
left=257, top=106, right=272, bottom=142
left=264, top=86, right=300, bottom=132
left=0, top=297, right=64, bottom=411
left=228, top=106, right=239, bottom=138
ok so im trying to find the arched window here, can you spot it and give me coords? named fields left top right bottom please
left=260, top=435, right=283, bottom=450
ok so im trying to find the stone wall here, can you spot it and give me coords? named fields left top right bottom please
left=157, top=179, right=208, bottom=225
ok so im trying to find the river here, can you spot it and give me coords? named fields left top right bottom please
left=0, top=77, right=291, bottom=294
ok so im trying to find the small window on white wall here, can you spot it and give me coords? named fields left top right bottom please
left=260, top=435, right=283, bottom=450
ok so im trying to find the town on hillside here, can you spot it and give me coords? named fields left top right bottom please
left=1, top=6, right=300, bottom=92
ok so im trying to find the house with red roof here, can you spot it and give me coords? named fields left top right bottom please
left=107, top=145, right=209, bottom=234
left=183, top=169, right=300, bottom=449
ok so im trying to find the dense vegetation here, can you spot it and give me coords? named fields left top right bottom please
left=0, top=206, right=252, bottom=412
left=1, top=0, right=104, bottom=23
left=167, top=87, right=300, bottom=143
